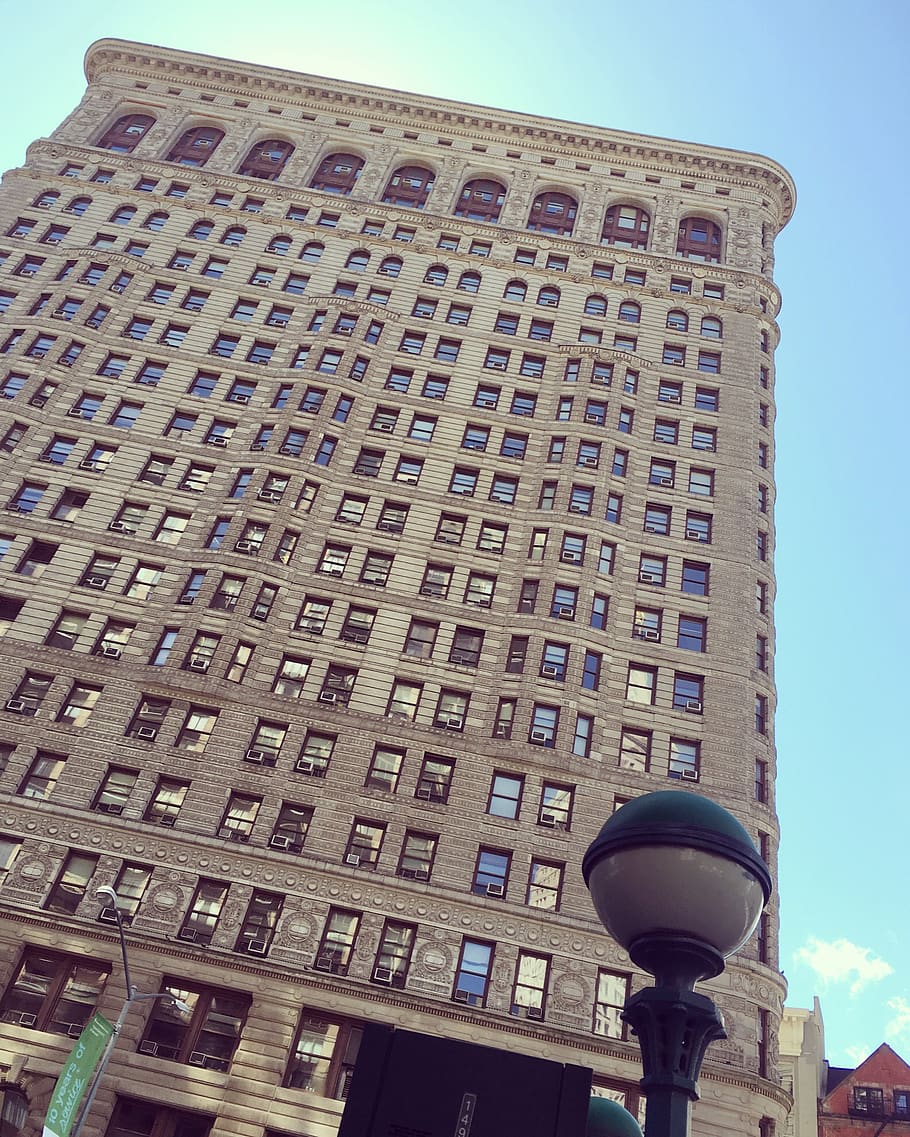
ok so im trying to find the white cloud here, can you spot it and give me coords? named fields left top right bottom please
left=794, top=937, right=893, bottom=996
left=844, top=1044, right=873, bottom=1066
left=886, top=996, right=910, bottom=1044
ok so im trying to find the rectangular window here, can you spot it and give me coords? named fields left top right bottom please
left=594, top=971, right=630, bottom=1039
left=454, top=939, right=494, bottom=1007
left=44, top=851, right=99, bottom=913
left=511, top=952, right=550, bottom=1018
left=139, top=982, right=249, bottom=1071
left=398, top=831, right=438, bottom=880
left=0, top=949, right=109, bottom=1036
left=285, top=1010, right=363, bottom=1097
left=315, top=909, right=361, bottom=976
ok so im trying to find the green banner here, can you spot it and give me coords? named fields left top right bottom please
left=42, top=1012, right=114, bottom=1137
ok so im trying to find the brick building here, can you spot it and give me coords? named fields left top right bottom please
left=0, top=39, right=794, bottom=1137
left=819, top=1045, right=910, bottom=1136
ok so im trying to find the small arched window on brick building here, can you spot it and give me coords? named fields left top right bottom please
left=188, top=219, right=214, bottom=241
left=65, top=196, right=92, bottom=217
left=378, top=256, right=403, bottom=278
left=503, top=279, right=527, bottom=302
left=97, top=114, right=156, bottom=153
left=536, top=285, right=560, bottom=308
left=382, top=165, right=435, bottom=209
left=345, top=250, right=370, bottom=272
left=424, top=264, right=448, bottom=286
left=666, top=309, right=689, bottom=332
left=238, top=139, right=295, bottom=181
left=700, top=316, right=723, bottom=339
left=458, top=271, right=481, bottom=294
left=601, top=204, right=650, bottom=250
left=618, top=300, right=641, bottom=324
left=143, top=211, right=168, bottom=232
left=221, top=226, right=246, bottom=247
left=455, top=179, right=507, bottom=224
left=166, top=126, right=225, bottom=167
left=526, top=191, right=577, bottom=236
left=300, top=241, right=324, bottom=263
left=266, top=234, right=292, bottom=256
left=676, top=217, right=723, bottom=263
left=310, top=152, right=364, bottom=195
left=584, top=294, right=608, bottom=317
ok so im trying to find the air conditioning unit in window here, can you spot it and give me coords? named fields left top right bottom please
left=415, top=787, right=436, bottom=802
left=188, top=657, right=210, bottom=672
left=345, top=853, right=361, bottom=867
left=476, top=398, right=497, bottom=409
left=231, top=394, right=250, bottom=405
left=139, top=1040, right=159, bottom=1056
left=99, top=645, right=122, bottom=659
left=314, top=954, right=336, bottom=971
left=107, top=520, right=126, bottom=532
left=279, top=446, right=300, bottom=456
left=244, top=939, right=268, bottom=955
left=269, top=834, right=292, bottom=850
left=684, top=700, right=703, bottom=713
left=319, top=691, right=339, bottom=704
left=372, top=966, right=394, bottom=984
left=526, top=1006, right=544, bottom=1021
left=78, top=457, right=101, bottom=470
left=634, top=628, right=660, bottom=641
left=98, top=907, right=119, bottom=924
left=177, top=927, right=201, bottom=942
left=245, top=749, right=268, bottom=764
left=208, top=437, right=228, bottom=447
left=65, top=1022, right=84, bottom=1037
left=177, top=595, right=195, bottom=605
left=686, top=529, right=708, bottom=541
left=258, top=490, right=281, bottom=502
left=584, top=413, right=603, bottom=425
left=419, top=584, right=443, bottom=596
left=663, top=394, right=682, bottom=404
left=96, top=801, right=124, bottom=815
left=5, top=699, right=28, bottom=713
left=658, top=477, right=674, bottom=487
left=561, top=551, right=581, bottom=563
left=530, top=729, right=550, bottom=743
left=225, top=830, right=249, bottom=843
left=557, top=606, right=575, bottom=619
left=453, top=989, right=475, bottom=1004
left=539, top=813, right=559, bottom=828
left=639, top=571, right=660, bottom=583
left=485, top=883, right=504, bottom=898
left=692, top=441, right=714, bottom=451
left=320, top=563, right=344, bottom=576
left=645, top=524, right=664, bottom=534
left=295, top=759, right=316, bottom=774
left=234, top=539, right=257, bottom=552
left=135, top=726, right=158, bottom=741
left=84, top=575, right=110, bottom=588
left=681, top=768, right=699, bottom=781
left=568, top=504, right=587, bottom=514
left=487, top=360, right=507, bottom=371
left=581, top=456, right=598, bottom=468
left=542, top=664, right=561, bottom=678
left=493, top=726, right=510, bottom=740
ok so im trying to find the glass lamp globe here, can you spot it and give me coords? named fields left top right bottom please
left=582, top=791, right=771, bottom=983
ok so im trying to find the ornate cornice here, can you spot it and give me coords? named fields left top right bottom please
left=83, top=39, right=796, bottom=226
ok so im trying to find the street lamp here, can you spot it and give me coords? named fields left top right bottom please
left=70, top=887, right=183, bottom=1137
left=582, top=790, right=771, bottom=1137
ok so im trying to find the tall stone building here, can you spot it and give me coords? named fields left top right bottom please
left=0, top=39, right=794, bottom=1137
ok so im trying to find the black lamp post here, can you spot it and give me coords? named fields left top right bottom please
left=582, top=791, right=771, bottom=1137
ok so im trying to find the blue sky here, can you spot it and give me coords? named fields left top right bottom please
left=2, top=0, right=907, bottom=1068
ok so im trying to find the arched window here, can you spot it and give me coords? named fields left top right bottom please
left=424, top=264, right=448, bottom=287
left=666, top=309, right=688, bottom=332
left=221, top=226, right=246, bottom=247
left=584, top=295, right=608, bottom=317
left=700, top=316, right=723, bottom=339
left=458, top=271, right=481, bottom=294
left=527, top=191, right=577, bottom=236
left=188, top=220, right=214, bottom=240
left=300, top=241, right=324, bottom=263
left=33, top=190, right=60, bottom=209
left=97, top=113, right=156, bottom=153
left=455, top=179, right=507, bottom=224
left=382, top=165, right=435, bottom=209
left=618, top=301, right=641, bottom=324
left=65, top=197, right=91, bottom=217
left=345, top=250, right=371, bottom=272
left=143, top=211, right=168, bottom=232
left=536, top=286, right=560, bottom=308
left=601, top=204, right=650, bottom=250
left=238, top=139, right=295, bottom=181
left=266, top=235, right=292, bottom=256
left=378, top=256, right=402, bottom=278
left=503, top=279, right=527, bottom=302
left=166, top=126, right=225, bottom=167
left=109, top=205, right=137, bottom=225
left=309, top=152, right=364, bottom=195
left=677, top=217, right=722, bottom=263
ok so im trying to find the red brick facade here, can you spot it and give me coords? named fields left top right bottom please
left=820, top=1044, right=910, bottom=1135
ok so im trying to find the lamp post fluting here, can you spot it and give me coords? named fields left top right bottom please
left=582, top=791, right=772, bottom=1137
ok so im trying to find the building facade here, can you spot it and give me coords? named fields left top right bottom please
left=0, top=39, right=794, bottom=1137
